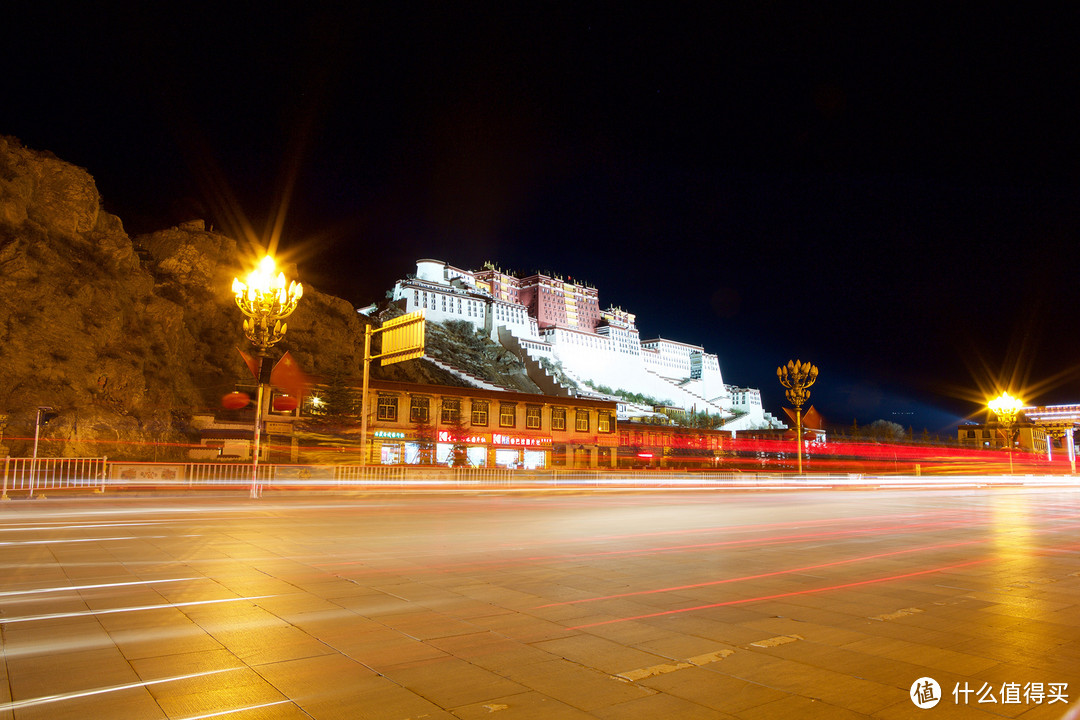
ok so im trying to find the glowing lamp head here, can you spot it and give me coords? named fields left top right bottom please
left=989, top=392, right=1023, bottom=420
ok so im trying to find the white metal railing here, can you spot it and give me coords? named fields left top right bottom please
left=2, top=457, right=1077, bottom=494
left=1, top=457, right=109, bottom=496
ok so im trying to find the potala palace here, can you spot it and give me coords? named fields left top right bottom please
left=385, top=259, right=784, bottom=432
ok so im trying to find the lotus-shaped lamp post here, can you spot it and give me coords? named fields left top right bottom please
left=232, top=255, right=302, bottom=498
left=988, top=391, right=1023, bottom=474
left=777, top=359, right=818, bottom=475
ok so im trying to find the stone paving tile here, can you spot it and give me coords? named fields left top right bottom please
left=284, top=607, right=383, bottom=638
left=129, top=647, right=244, bottom=678
left=466, top=611, right=579, bottom=643
left=109, top=621, right=227, bottom=661
left=531, top=633, right=671, bottom=674
left=297, top=684, right=459, bottom=720
left=736, top=661, right=907, bottom=714
left=370, top=609, right=482, bottom=640
left=557, top=611, right=662, bottom=637
left=253, top=653, right=385, bottom=700
left=207, top=624, right=336, bottom=666
left=594, top=691, right=738, bottom=719
left=154, top=683, right=293, bottom=719
left=738, top=694, right=875, bottom=719
left=13, top=687, right=166, bottom=720
left=1, top=618, right=111, bottom=659
left=327, top=628, right=450, bottom=669
left=497, top=657, right=656, bottom=711
left=7, top=646, right=140, bottom=699
left=768, top=642, right=931, bottom=691
left=841, top=635, right=1002, bottom=676
left=377, top=655, right=529, bottom=708
left=634, top=665, right=787, bottom=713
left=451, top=690, right=597, bottom=719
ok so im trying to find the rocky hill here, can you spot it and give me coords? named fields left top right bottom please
left=0, top=137, right=538, bottom=460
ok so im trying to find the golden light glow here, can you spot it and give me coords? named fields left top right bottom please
left=233, top=255, right=303, bottom=351
left=989, top=391, right=1023, bottom=422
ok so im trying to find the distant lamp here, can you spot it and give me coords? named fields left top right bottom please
left=989, top=392, right=1023, bottom=474
left=232, top=255, right=302, bottom=498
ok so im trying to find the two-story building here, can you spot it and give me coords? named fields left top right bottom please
left=365, top=380, right=619, bottom=468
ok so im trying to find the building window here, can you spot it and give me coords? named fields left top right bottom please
left=551, top=407, right=566, bottom=432
left=526, top=405, right=542, bottom=429
left=472, top=400, right=489, bottom=426
left=410, top=396, right=430, bottom=423
left=377, top=396, right=398, bottom=421
left=576, top=409, right=589, bottom=432
left=598, top=412, right=611, bottom=433
left=441, top=397, right=461, bottom=423
left=500, top=403, right=516, bottom=428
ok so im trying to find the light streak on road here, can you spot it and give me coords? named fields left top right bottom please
left=332, top=519, right=976, bottom=575
left=0, top=521, right=180, bottom=533
left=570, top=559, right=992, bottom=629
left=536, top=540, right=985, bottom=607
left=0, top=668, right=242, bottom=712
left=176, top=700, right=295, bottom=720
left=0, top=577, right=203, bottom=597
left=0, top=595, right=277, bottom=624
left=0, top=534, right=198, bottom=546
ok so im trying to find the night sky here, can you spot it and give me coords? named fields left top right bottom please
left=6, top=6, right=1080, bottom=432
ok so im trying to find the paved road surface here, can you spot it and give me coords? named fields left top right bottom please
left=2, top=487, right=1079, bottom=718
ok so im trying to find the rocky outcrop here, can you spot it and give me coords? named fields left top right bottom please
left=0, top=136, right=542, bottom=460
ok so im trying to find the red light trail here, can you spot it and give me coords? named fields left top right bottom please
left=569, top=559, right=992, bottom=629
left=535, top=539, right=983, bottom=608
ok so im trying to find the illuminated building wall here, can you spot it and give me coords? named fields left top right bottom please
left=366, top=379, right=619, bottom=468
left=388, top=259, right=780, bottom=431
left=518, top=273, right=601, bottom=332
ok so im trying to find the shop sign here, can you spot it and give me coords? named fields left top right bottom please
left=374, top=430, right=405, bottom=439
left=492, top=433, right=552, bottom=447
left=438, top=431, right=488, bottom=444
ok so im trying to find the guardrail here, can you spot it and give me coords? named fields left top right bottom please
left=2, top=457, right=1078, bottom=495
left=1, top=457, right=109, bottom=497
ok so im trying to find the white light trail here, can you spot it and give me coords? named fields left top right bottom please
left=0, top=668, right=241, bottom=712
left=0, top=577, right=203, bottom=598
left=0, top=534, right=198, bottom=547
left=175, top=700, right=293, bottom=719
left=0, top=595, right=277, bottom=624
left=0, top=521, right=178, bottom=533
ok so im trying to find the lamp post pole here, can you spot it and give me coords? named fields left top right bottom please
left=0, top=414, right=9, bottom=501
left=233, top=256, right=303, bottom=499
left=777, top=360, right=818, bottom=475
left=989, top=392, right=1023, bottom=475
left=29, top=406, right=52, bottom=498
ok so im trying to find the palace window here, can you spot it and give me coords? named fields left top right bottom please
left=500, top=403, right=517, bottom=428
left=597, top=412, right=611, bottom=433
left=526, top=405, right=542, bottom=429
left=575, top=409, right=589, bottom=432
left=551, top=407, right=566, bottom=431
left=441, top=397, right=461, bottom=423
left=409, top=396, right=430, bottom=423
left=471, top=400, right=489, bottom=426
left=377, top=396, right=398, bottom=422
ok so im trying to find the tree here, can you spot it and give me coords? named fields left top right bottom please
left=865, top=419, right=906, bottom=442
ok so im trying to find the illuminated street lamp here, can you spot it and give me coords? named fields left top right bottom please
left=988, top=391, right=1023, bottom=474
left=777, top=360, right=818, bottom=475
left=233, top=255, right=303, bottom=498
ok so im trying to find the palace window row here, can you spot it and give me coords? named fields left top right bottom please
left=374, top=394, right=612, bottom=432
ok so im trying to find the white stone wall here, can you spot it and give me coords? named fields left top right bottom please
left=392, top=280, right=487, bottom=329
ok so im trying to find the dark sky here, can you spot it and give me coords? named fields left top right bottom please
left=5, top=5, right=1080, bottom=432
